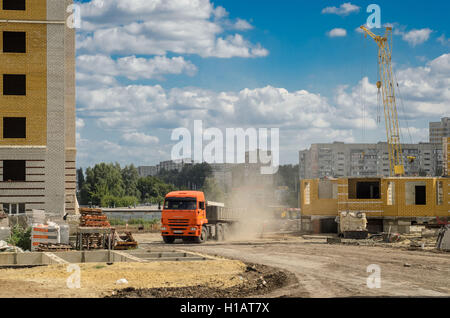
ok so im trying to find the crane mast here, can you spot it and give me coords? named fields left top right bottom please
left=360, top=26, right=405, bottom=176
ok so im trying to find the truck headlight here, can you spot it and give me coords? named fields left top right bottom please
left=161, top=227, right=167, bottom=231
left=190, top=227, right=197, bottom=231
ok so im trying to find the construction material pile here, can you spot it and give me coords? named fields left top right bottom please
left=339, top=212, right=368, bottom=239
left=80, top=208, right=111, bottom=227
left=0, top=240, right=23, bottom=253
left=32, top=221, right=71, bottom=251
left=114, top=231, right=138, bottom=250
left=77, top=208, right=137, bottom=250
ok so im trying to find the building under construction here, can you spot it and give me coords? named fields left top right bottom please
left=0, top=0, right=76, bottom=218
left=300, top=175, right=450, bottom=234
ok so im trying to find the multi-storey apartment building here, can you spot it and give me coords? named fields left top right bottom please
left=0, top=0, right=76, bottom=217
left=430, top=117, right=450, bottom=144
left=299, top=142, right=442, bottom=179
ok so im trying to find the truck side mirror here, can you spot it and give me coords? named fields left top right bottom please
left=199, top=202, right=205, bottom=210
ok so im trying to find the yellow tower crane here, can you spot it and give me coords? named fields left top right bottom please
left=360, top=26, right=409, bottom=176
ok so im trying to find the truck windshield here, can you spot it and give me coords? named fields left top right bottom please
left=164, top=197, right=197, bottom=210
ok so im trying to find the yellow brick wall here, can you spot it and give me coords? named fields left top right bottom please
left=300, top=179, right=338, bottom=216
left=301, top=177, right=450, bottom=218
left=0, top=22, right=47, bottom=146
left=0, top=0, right=47, bottom=20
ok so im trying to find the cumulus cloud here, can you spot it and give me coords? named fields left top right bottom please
left=122, top=132, right=159, bottom=145
left=327, top=28, right=347, bottom=38
left=76, top=118, right=85, bottom=129
left=401, top=28, right=433, bottom=47
left=437, top=34, right=450, bottom=46
left=77, top=55, right=197, bottom=82
left=77, top=0, right=266, bottom=58
left=322, top=3, right=360, bottom=16
left=77, top=54, right=450, bottom=166
left=78, top=53, right=450, bottom=131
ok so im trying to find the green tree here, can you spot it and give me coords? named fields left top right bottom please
left=84, top=163, right=125, bottom=205
left=158, top=163, right=212, bottom=190
left=137, top=176, right=177, bottom=204
left=121, top=164, right=140, bottom=198
left=77, top=167, right=85, bottom=191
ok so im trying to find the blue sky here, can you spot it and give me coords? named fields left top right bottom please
left=74, top=0, right=450, bottom=168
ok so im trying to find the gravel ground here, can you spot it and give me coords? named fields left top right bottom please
left=108, top=263, right=298, bottom=298
left=134, top=233, right=450, bottom=298
left=0, top=259, right=246, bottom=298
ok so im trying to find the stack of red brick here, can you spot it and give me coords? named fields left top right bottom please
left=79, top=208, right=111, bottom=228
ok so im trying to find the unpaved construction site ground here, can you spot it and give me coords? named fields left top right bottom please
left=131, top=233, right=450, bottom=298
left=0, top=232, right=448, bottom=298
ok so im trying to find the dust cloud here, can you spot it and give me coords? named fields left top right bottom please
left=223, top=186, right=281, bottom=241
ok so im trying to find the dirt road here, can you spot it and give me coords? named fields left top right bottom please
left=136, top=233, right=450, bottom=297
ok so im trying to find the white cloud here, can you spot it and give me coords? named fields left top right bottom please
left=76, top=118, right=85, bottom=129
left=78, top=54, right=450, bottom=133
left=77, top=0, right=266, bottom=58
left=401, top=28, right=433, bottom=47
left=77, top=55, right=197, bottom=82
left=400, top=127, right=429, bottom=143
left=322, top=3, right=360, bottom=16
left=327, top=28, right=347, bottom=38
left=122, top=132, right=159, bottom=145
left=77, top=54, right=450, bottom=166
left=233, top=18, right=254, bottom=31
left=437, top=34, right=450, bottom=46
left=395, top=28, right=433, bottom=47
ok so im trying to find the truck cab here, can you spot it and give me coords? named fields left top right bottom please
left=161, top=191, right=208, bottom=243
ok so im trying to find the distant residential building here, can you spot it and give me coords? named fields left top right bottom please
left=158, top=159, right=192, bottom=173
left=430, top=117, right=450, bottom=144
left=299, top=142, right=443, bottom=179
left=138, top=159, right=193, bottom=177
left=137, top=166, right=158, bottom=177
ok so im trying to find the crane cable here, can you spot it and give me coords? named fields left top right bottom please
left=360, top=33, right=367, bottom=143
left=393, top=70, right=414, bottom=145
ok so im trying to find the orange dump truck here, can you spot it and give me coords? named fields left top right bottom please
left=161, top=191, right=244, bottom=244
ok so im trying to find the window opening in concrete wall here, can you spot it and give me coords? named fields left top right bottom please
left=3, top=74, right=26, bottom=95
left=318, top=180, right=337, bottom=199
left=415, top=186, right=426, bottom=205
left=3, top=32, right=26, bottom=53
left=3, top=160, right=26, bottom=182
left=3, top=0, right=25, bottom=10
left=348, top=179, right=381, bottom=199
left=3, top=117, right=26, bottom=138
left=406, top=182, right=427, bottom=205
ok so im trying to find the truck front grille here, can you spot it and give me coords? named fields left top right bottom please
left=168, top=219, right=189, bottom=225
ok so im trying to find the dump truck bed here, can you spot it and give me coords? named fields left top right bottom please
left=206, top=205, right=245, bottom=223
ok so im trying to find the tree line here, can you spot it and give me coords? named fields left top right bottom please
left=76, top=162, right=299, bottom=208
left=76, top=162, right=214, bottom=207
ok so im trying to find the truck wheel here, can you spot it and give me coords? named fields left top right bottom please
left=163, top=236, right=175, bottom=244
left=195, top=227, right=208, bottom=243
